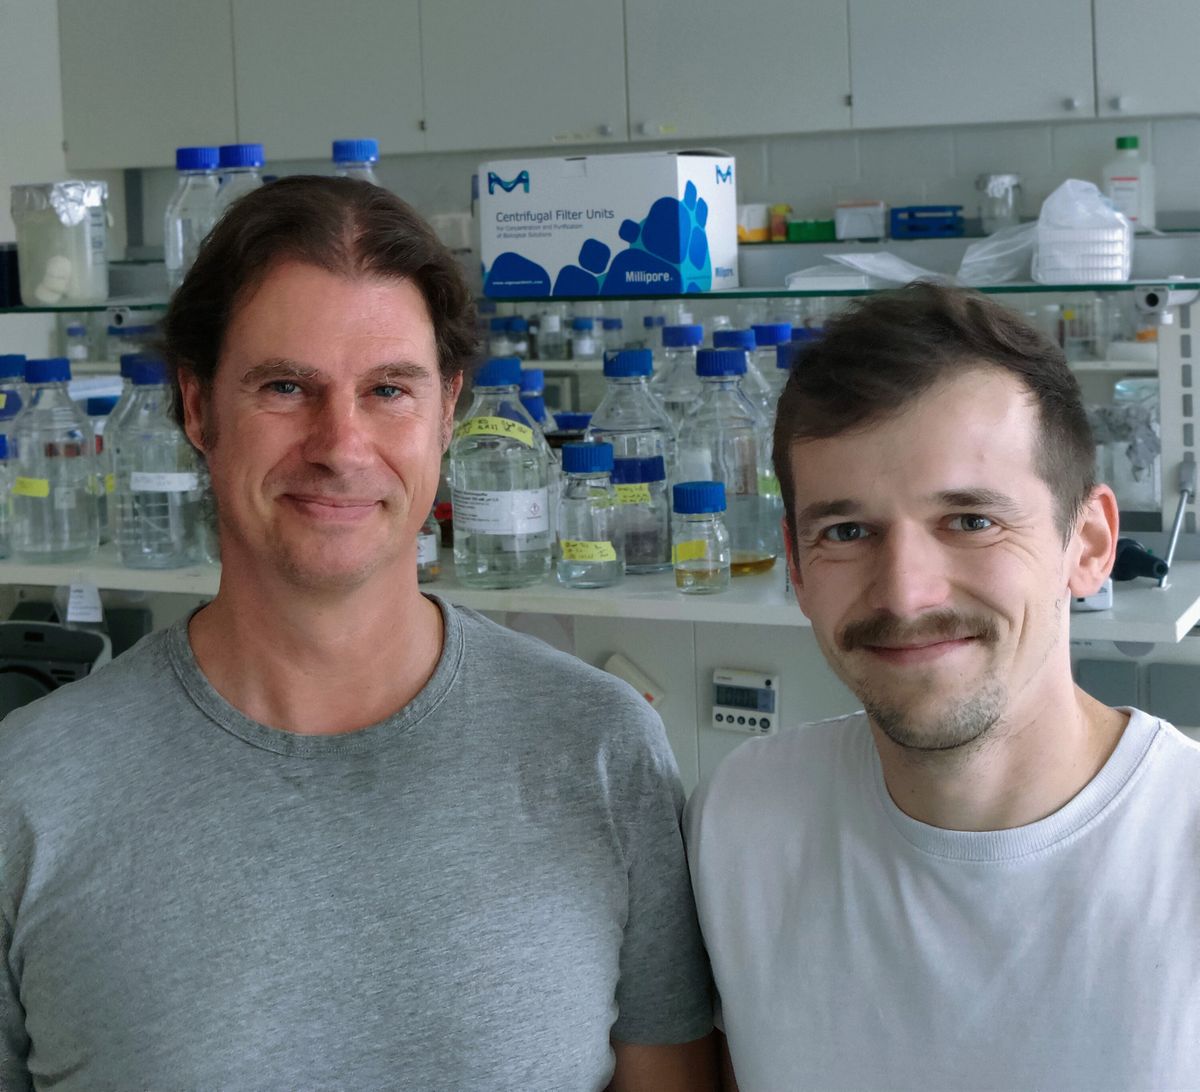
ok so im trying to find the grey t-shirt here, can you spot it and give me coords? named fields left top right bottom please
left=0, top=597, right=711, bottom=1091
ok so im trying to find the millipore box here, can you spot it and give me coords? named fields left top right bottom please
left=480, top=151, right=738, bottom=298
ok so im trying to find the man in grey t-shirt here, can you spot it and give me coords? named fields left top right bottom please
left=0, top=177, right=713, bottom=1090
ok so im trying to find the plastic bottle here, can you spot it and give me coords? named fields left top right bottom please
left=417, top=510, right=441, bottom=583
left=611, top=454, right=671, bottom=574
left=86, top=395, right=118, bottom=544
left=164, top=146, right=220, bottom=291
left=677, top=348, right=776, bottom=575
left=0, top=435, right=11, bottom=559
left=450, top=355, right=552, bottom=588
left=672, top=481, right=731, bottom=594
left=587, top=348, right=676, bottom=474
left=570, top=316, right=599, bottom=361
left=650, top=323, right=704, bottom=431
left=1103, top=135, right=1156, bottom=232
left=0, top=355, right=28, bottom=444
left=64, top=321, right=90, bottom=362
left=714, top=329, right=774, bottom=420
left=556, top=442, right=623, bottom=588
left=110, top=358, right=204, bottom=568
left=751, top=323, right=793, bottom=411
left=10, top=357, right=98, bottom=563
left=332, top=138, right=381, bottom=185
left=214, top=143, right=266, bottom=216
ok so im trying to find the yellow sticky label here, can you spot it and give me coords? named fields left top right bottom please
left=13, top=476, right=50, bottom=498
left=0, top=394, right=7, bottom=410
left=757, top=473, right=781, bottom=497
left=455, top=415, right=534, bottom=447
left=672, top=539, right=707, bottom=563
left=561, top=539, right=617, bottom=562
left=615, top=483, right=652, bottom=505
left=105, top=473, right=115, bottom=494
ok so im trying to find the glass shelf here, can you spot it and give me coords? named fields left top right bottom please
left=0, top=296, right=167, bottom=316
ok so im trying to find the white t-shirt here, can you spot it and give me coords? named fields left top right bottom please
left=685, top=708, right=1200, bottom=1092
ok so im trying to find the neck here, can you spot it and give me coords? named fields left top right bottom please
left=188, top=553, right=443, bottom=736
left=873, top=667, right=1129, bottom=832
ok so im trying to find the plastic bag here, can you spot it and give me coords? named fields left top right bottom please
left=1033, top=180, right=1132, bottom=284
left=957, top=222, right=1036, bottom=286
left=824, top=251, right=946, bottom=285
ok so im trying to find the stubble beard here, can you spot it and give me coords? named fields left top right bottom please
left=858, top=673, right=1008, bottom=754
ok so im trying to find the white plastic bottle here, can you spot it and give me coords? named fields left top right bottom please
left=332, top=138, right=381, bottom=185
left=164, top=146, right=220, bottom=290
left=1103, top=136, right=1156, bottom=232
left=214, top=143, right=265, bottom=216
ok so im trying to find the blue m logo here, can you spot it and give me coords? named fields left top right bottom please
left=487, top=170, right=531, bottom=195
left=715, top=164, right=733, bottom=184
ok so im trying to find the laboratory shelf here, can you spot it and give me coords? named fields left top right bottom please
left=1, top=549, right=1199, bottom=642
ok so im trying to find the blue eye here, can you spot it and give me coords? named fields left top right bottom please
left=950, top=514, right=994, bottom=532
left=374, top=385, right=402, bottom=398
left=822, top=522, right=869, bottom=543
left=267, top=380, right=300, bottom=395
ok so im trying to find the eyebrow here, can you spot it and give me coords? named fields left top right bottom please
left=239, top=358, right=435, bottom=387
left=794, top=487, right=1026, bottom=535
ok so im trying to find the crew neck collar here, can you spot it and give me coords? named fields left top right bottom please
left=164, top=593, right=463, bottom=757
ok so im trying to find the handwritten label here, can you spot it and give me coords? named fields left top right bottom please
left=672, top=539, right=707, bottom=563
left=13, top=476, right=49, bottom=498
left=455, top=415, right=534, bottom=448
left=561, top=539, right=617, bottom=562
left=615, top=483, right=652, bottom=505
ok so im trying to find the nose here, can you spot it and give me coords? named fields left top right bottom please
left=301, top=389, right=375, bottom=475
left=865, top=522, right=953, bottom=619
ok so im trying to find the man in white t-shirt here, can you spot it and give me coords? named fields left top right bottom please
left=686, top=283, right=1200, bottom=1092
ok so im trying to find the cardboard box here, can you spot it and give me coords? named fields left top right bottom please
left=479, top=151, right=738, bottom=298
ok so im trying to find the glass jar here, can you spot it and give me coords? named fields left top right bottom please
left=11, top=181, right=109, bottom=306
left=977, top=173, right=1021, bottom=235
left=612, top=455, right=671, bottom=573
left=556, top=442, right=623, bottom=588
left=570, top=316, right=599, bottom=361
left=417, top=510, right=441, bottom=583
left=672, top=481, right=731, bottom=595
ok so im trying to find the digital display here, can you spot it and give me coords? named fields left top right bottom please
left=715, top=684, right=775, bottom=713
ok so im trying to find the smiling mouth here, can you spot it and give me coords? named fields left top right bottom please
left=863, top=637, right=979, bottom=664
left=283, top=494, right=382, bottom=520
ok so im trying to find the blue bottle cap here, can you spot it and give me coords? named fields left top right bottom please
left=793, top=326, right=822, bottom=342
left=662, top=324, right=704, bottom=348
left=519, top=368, right=544, bottom=392
left=571, top=316, right=595, bottom=331
left=714, top=329, right=756, bottom=351
left=602, top=317, right=623, bottom=330
left=24, top=357, right=70, bottom=384
left=552, top=411, right=592, bottom=432
left=176, top=146, right=219, bottom=171
left=65, top=323, right=87, bottom=336
left=611, top=455, right=666, bottom=485
left=131, top=359, right=168, bottom=385
left=562, top=441, right=613, bottom=474
left=489, top=316, right=508, bottom=331
left=642, top=315, right=665, bottom=329
left=0, top=354, right=26, bottom=379
left=519, top=393, right=546, bottom=424
left=673, top=480, right=726, bottom=514
left=776, top=342, right=795, bottom=370
left=332, top=138, right=379, bottom=164
left=696, top=348, right=747, bottom=376
left=753, top=322, right=793, bottom=347
left=0, top=435, right=8, bottom=460
left=603, top=348, right=653, bottom=378
left=509, top=316, right=529, bottom=333
left=118, top=352, right=146, bottom=378
left=219, top=143, right=265, bottom=169
left=473, top=356, right=522, bottom=388
left=86, top=395, right=119, bottom=416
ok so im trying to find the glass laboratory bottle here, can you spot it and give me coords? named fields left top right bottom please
left=556, top=442, right=623, bottom=589
left=751, top=323, right=793, bottom=412
left=164, top=145, right=220, bottom=291
left=587, top=348, right=677, bottom=472
left=611, top=454, right=671, bottom=574
left=650, top=323, right=704, bottom=430
left=332, top=138, right=381, bottom=184
left=714, top=328, right=773, bottom=421
left=214, top=143, right=265, bottom=216
left=450, top=355, right=552, bottom=589
left=672, top=480, right=731, bottom=595
left=417, top=510, right=441, bottom=584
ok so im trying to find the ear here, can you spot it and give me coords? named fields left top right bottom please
left=782, top=517, right=810, bottom=616
left=177, top=367, right=209, bottom=454
left=1067, top=483, right=1119, bottom=597
left=441, top=372, right=464, bottom=452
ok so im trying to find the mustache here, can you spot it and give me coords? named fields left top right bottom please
left=839, top=609, right=1001, bottom=652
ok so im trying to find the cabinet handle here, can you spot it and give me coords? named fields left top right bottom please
left=1063, top=96, right=1081, bottom=112
left=1111, top=95, right=1129, bottom=112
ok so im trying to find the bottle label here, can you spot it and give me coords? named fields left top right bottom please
left=1107, top=179, right=1139, bottom=220
left=455, top=416, right=534, bottom=448
left=615, top=483, right=652, bottom=505
left=542, top=314, right=561, bottom=333
left=673, top=539, right=707, bottom=563
left=130, top=471, right=200, bottom=492
left=105, top=473, right=115, bottom=494
left=67, top=581, right=103, bottom=624
left=757, top=473, right=781, bottom=497
left=417, top=531, right=440, bottom=565
left=561, top=539, right=617, bottom=562
left=0, top=394, right=7, bottom=410
left=13, top=476, right=50, bottom=498
left=452, top=487, right=550, bottom=534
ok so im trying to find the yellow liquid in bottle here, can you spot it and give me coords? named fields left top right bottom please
left=730, top=552, right=776, bottom=577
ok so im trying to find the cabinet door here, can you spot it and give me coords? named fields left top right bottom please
left=1095, top=0, right=1200, bottom=117
left=420, top=0, right=627, bottom=152
left=58, top=0, right=237, bottom=169
left=625, top=0, right=850, bottom=142
left=849, top=0, right=1094, bottom=128
left=232, top=0, right=424, bottom=159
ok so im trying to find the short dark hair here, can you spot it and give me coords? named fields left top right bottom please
left=161, top=175, right=479, bottom=429
left=772, top=282, right=1096, bottom=544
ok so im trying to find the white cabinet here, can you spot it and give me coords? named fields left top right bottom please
left=848, top=0, right=1094, bottom=129
left=625, top=0, right=851, bottom=141
left=58, top=0, right=237, bottom=169
left=232, top=0, right=425, bottom=160
left=1094, top=0, right=1200, bottom=118
left=419, top=0, right=627, bottom=152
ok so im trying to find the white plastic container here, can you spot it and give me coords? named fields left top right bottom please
left=1103, top=136, right=1156, bottom=233
left=10, top=181, right=109, bottom=306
